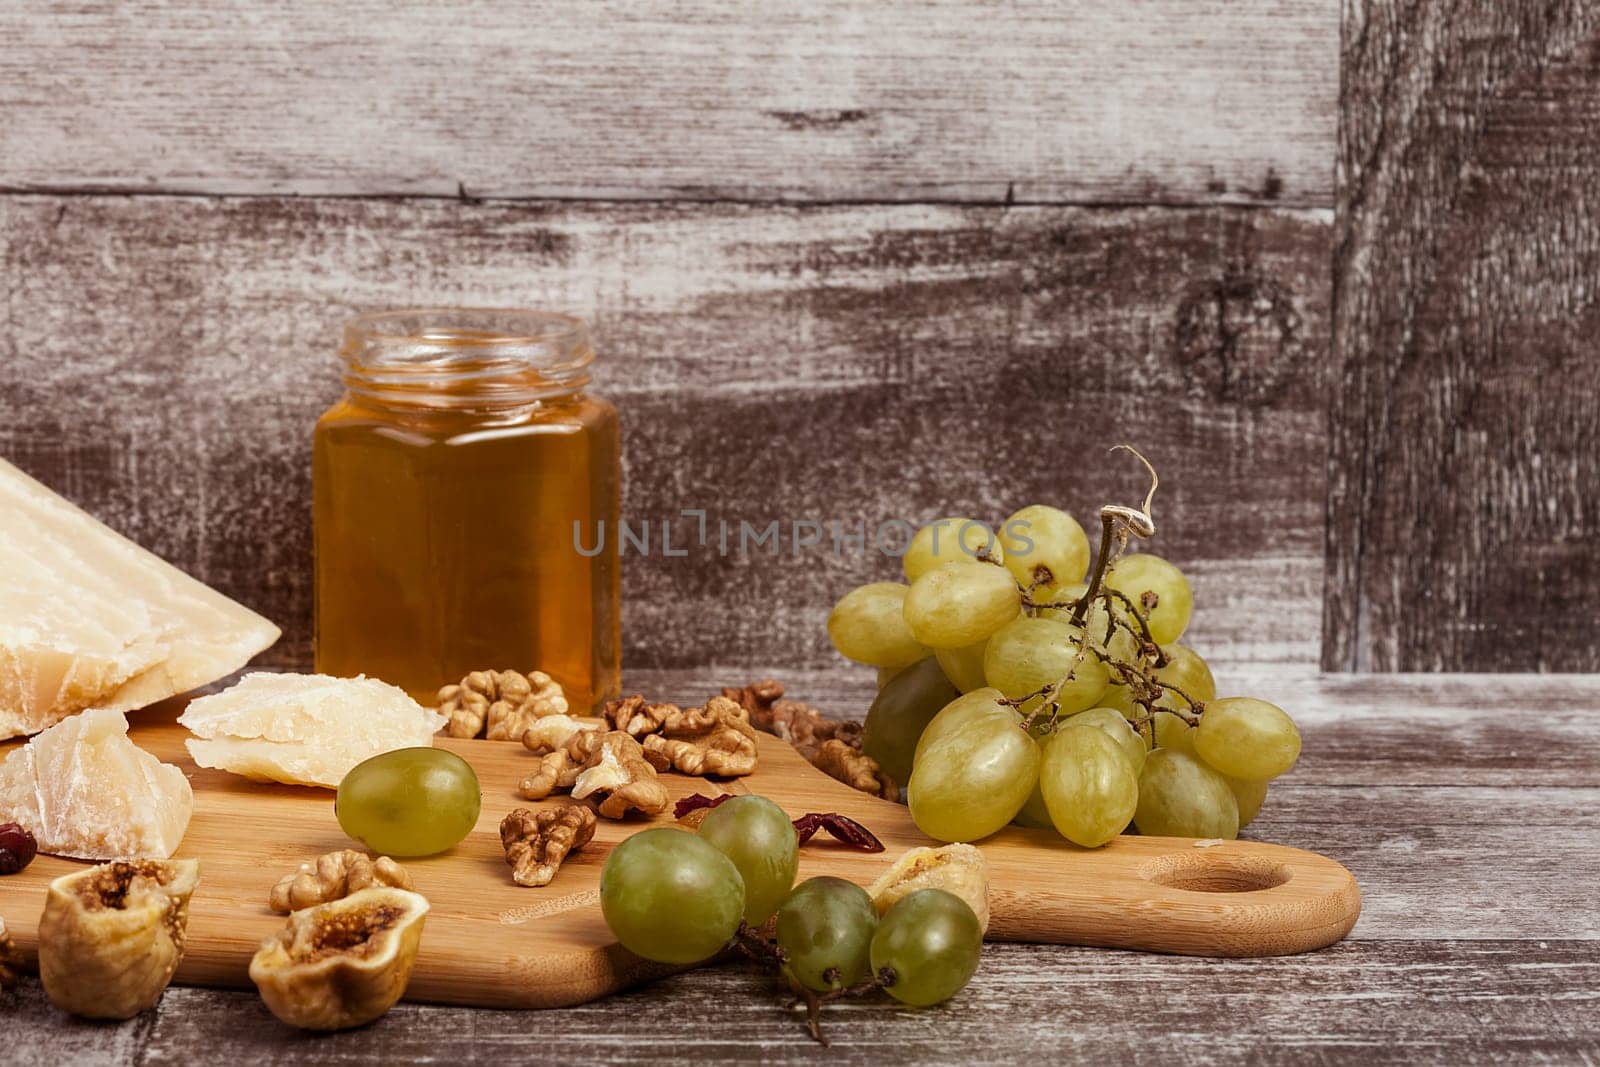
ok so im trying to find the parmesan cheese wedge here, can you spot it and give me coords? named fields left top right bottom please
left=0, top=708, right=194, bottom=860
left=179, top=672, right=448, bottom=788
left=0, top=458, right=281, bottom=740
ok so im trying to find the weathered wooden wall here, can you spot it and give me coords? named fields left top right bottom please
left=0, top=1, right=1335, bottom=205
left=1326, top=0, right=1600, bottom=671
left=0, top=198, right=1330, bottom=670
left=0, top=1, right=1341, bottom=674
left=12, top=0, right=1595, bottom=674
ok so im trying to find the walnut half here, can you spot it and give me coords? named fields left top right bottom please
left=639, top=696, right=760, bottom=778
left=270, top=850, right=414, bottom=914
left=38, top=859, right=200, bottom=1019
left=500, top=806, right=597, bottom=887
left=519, top=730, right=670, bottom=819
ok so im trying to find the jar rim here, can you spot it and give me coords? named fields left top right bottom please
left=340, top=308, right=594, bottom=409
left=345, top=307, right=588, bottom=348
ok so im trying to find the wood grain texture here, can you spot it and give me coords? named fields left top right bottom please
left=0, top=1, right=1336, bottom=206
left=1325, top=0, right=1600, bottom=671
left=0, top=195, right=1332, bottom=672
left=5, top=667, right=1600, bottom=1063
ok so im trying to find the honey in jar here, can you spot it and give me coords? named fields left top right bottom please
left=313, top=309, right=620, bottom=710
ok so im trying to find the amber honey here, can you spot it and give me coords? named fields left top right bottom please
left=314, top=310, right=620, bottom=710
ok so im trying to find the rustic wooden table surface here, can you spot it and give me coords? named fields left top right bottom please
left=7, top=666, right=1598, bottom=1065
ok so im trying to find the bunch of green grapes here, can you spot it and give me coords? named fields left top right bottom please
left=830, top=503, right=1302, bottom=847
left=600, top=796, right=981, bottom=1011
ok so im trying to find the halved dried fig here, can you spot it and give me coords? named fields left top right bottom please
left=249, top=886, right=428, bottom=1030
left=37, top=858, right=200, bottom=1019
left=0, top=915, right=19, bottom=991
left=867, top=843, right=990, bottom=933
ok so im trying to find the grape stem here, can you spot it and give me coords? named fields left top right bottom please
left=1070, top=512, right=1118, bottom=629
left=1072, top=445, right=1160, bottom=628
left=1097, top=586, right=1165, bottom=664
left=792, top=967, right=897, bottom=1047
left=732, top=922, right=895, bottom=1048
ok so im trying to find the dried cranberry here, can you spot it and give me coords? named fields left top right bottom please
left=0, top=823, right=37, bottom=875
left=674, top=793, right=735, bottom=820
left=792, top=812, right=885, bottom=853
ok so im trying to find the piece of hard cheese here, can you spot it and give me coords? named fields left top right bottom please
left=0, top=458, right=281, bottom=740
left=0, top=708, right=194, bottom=860
left=179, top=672, right=447, bottom=788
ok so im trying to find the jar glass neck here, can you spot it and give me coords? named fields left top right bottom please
left=339, top=309, right=594, bottom=411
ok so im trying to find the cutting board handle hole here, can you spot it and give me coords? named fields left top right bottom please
left=1142, top=853, right=1291, bottom=894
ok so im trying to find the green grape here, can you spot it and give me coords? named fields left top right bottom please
left=982, top=616, right=1107, bottom=715
left=827, top=582, right=927, bottom=669
left=934, top=639, right=990, bottom=693
left=336, top=747, right=481, bottom=857
left=903, top=517, right=1003, bottom=581
left=1098, top=681, right=1138, bottom=715
left=697, top=795, right=799, bottom=926
left=908, top=690, right=1040, bottom=842
left=1013, top=781, right=1054, bottom=828
left=774, top=876, right=878, bottom=992
left=1066, top=706, right=1148, bottom=774
left=862, top=656, right=959, bottom=784
left=1104, top=554, right=1193, bottom=645
left=876, top=664, right=903, bottom=689
left=870, top=889, right=983, bottom=1006
left=1134, top=749, right=1239, bottom=839
left=998, top=505, right=1090, bottom=590
left=1226, top=775, right=1269, bottom=829
left=1153, top=644, right=1216, bottom=710
left=1194, top=697, right=1301, bottom=780
left=903, top=562, right=1021, bottom=650
left=600, top=828, right=745, bottom=964
left=1040, top=725, right=1139, bottom=847
left=1150, top=711, right=1197, bottom=755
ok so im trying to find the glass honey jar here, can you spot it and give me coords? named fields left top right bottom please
left=313, top=309, right=620, bottom=711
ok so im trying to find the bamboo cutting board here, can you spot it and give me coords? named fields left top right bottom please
left=0, top=698, right=1360, bottom=1009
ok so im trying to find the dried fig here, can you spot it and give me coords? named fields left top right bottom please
left=867, top=843, right=990, bottom=933
left=37, top=858, right=200, bottom=1019
left=249, top=886, right=429, bottom=1030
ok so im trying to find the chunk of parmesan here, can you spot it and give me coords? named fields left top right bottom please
left=179, top=672, right=447, bottom=788
left=0, top=458, right=281, bottom=740
left=0, top=708, right=194, bottom=860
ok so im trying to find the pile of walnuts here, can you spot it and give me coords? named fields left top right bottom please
left=721, top=680, right=896, bottom=799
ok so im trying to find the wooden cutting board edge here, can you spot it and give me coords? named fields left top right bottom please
left=0, top=698, right=1362, bottom=1011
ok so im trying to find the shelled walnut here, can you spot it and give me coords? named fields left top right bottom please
left=269, top=850, right=414, bottom=914
left=520, top=730, right=671, bottom=818
left=722, top=679, right=892, bottom=798
left=640, top=697, right=760, bottom=778
left=437, top=669, right=568, bottom=741
left=812, top=738, right=897, bottom=800
left=500, top=806, right=597, bottom=887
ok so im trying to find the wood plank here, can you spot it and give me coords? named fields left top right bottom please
left=628, top=666, right=1600, bottom=788
left=0, top=1, right=1337, bottom=206
left=0, top=195, right=1332, bottom=672
left=8, top=941, right=1599, bottom=1064
left=1325, top=0, right=1600, bottom=670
